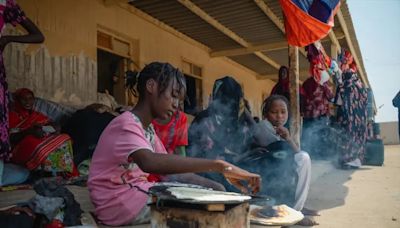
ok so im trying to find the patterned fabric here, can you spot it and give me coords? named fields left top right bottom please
left=38, top=140, right=75, bottom=174
left=0, top=0, right=26, bottom=161
left=335, top=71, right=368, bottom=165
left=9, top=89, right=77, bottom=176
left=302, top=77, right=334, bottom=119
left=132, top=113, right=156, bottom=148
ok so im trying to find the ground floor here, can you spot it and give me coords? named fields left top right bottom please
left=293, top=144, right=400, bottom=228
left=1, top=145, right=398, bottom=227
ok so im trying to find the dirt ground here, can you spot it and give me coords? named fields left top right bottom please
left=291, top=144, right=400, bottom=228
left=1, top=145, right=399, bottom=228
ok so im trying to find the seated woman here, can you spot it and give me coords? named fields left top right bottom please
left=9, top=88, right=78, bottom=177
left=188, top=76, right=255, bottom=192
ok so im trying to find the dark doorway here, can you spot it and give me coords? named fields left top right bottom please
left=97, top=49, right=126, bottom=104
left=184, top=74, right=202, bottom=115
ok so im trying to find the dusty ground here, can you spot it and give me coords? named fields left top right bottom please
left=1, top=145, right=399, bottom=228
left=291, top=144, right=400, bottom=228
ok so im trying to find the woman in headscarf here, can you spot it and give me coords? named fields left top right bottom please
left=335, top=50, right=368, bottom=168
left=188, top=77, right=296, bottom=200
left=187, top=76, right=252, bottom=192
left=188, top=76, right=248, bottom=161
left=301, top=50, right=334, bottom=159
left=9, top=88, right=78, bottom=177
left=271, top=66, right=306, bottom=116
left=271, top=66, right=291, bottom=99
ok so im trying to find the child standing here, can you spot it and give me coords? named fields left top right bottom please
left=88, top=62, right=260, bottom=226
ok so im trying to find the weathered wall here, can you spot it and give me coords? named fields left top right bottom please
left=4, top=41, right=97, bottom=106
left=5, top=0, right=275, bottom=116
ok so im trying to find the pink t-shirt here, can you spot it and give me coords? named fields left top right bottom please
left=88, top=112, right=167, bottom=226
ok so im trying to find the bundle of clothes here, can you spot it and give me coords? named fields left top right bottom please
left=0, top=179, right=83, bottom=228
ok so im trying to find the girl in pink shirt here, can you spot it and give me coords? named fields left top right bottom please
left=88, top=62, right=261, bottom=226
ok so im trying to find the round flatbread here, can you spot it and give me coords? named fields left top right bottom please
left=250, top=204, right=304, bottom=226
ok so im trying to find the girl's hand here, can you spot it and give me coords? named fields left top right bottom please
left=275, top=126, right=291, bottom=140
left=220, top=161, right=261, bottom=194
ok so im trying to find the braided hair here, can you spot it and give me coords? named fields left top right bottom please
left=125, top=62, right=186, bottom=99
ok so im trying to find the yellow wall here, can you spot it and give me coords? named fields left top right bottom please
left=16, top=0, right=275, bottom=116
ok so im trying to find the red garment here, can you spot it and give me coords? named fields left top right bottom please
left=152, top=111, right=188, bottom=155
left=9, top=88, right=74, bottom=173
left=271, top=76, right=290, bottom=98
left=271, top=74, right=306, bottom=114
left=340, top=49, right=357, bottom=73
left=302, top=77, right=334, bottom=119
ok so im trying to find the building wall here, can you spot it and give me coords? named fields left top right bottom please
left=5, top=0, right=275, bottom=116
left=379, top=122, right=399, bottom=145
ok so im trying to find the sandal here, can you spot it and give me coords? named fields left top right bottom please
left=301, top=207, right=320, bottom=216
left=296, top=217, right=319, bottom=226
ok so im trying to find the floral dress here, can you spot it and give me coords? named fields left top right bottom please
left=335, top=71, right=368, bottom=165
left=0, top=0, right=26, bottom=161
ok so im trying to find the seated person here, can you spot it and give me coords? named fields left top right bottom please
left=259, top=95, right=319, bottom=225
left=9, top=88, right=78, bottom=177
left=88, top=62, right=260, bottom=226
left=188, top=78, right=318, bottom=226
left=187, top=77, right=260, bottom=192
left=62, top=103, right=116, bottom=166
left=152, top=108, right=188, bottom=156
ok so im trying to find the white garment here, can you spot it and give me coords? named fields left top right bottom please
left=346, top=158, right=362, bottom=168
left=293, top=151, right=312, bottom=211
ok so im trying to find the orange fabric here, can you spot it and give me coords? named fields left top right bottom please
left=280, top=0, right=336, bottom=47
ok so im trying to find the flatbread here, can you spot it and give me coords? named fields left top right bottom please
left=250, top=204, right=304, bottom=226
left=166, top=187, right=251, bottom=202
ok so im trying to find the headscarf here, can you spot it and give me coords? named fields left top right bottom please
left=13, top=88, right=35, bottom=113
left=211, top=76, right=244, bottom=122
left=9, top=88, right=49, bottom=130
left=271, top=66, right=290, bottom=96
